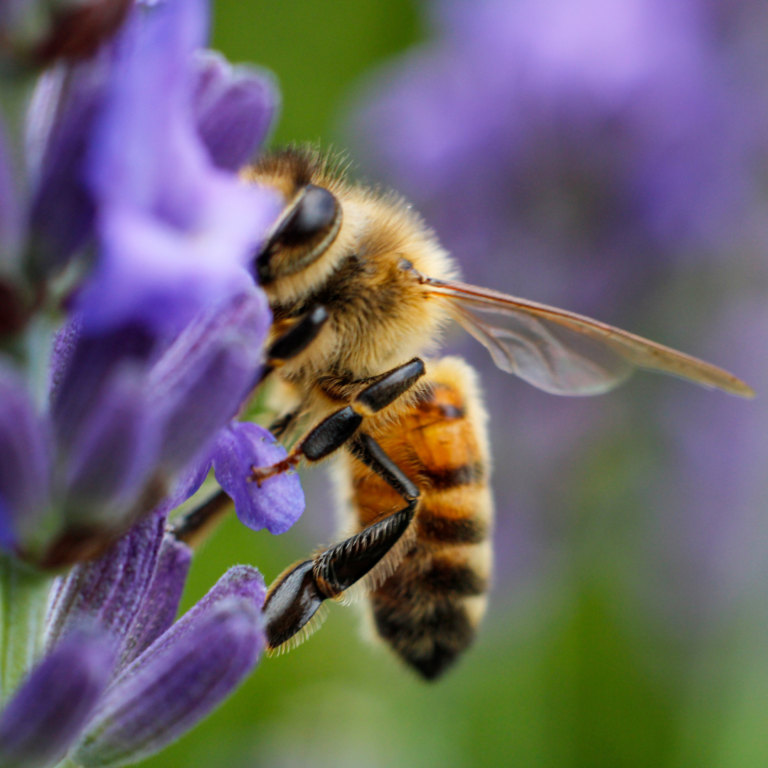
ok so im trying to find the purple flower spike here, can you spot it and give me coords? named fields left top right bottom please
left=63, top=367, right=160, bottom=523
left=210, top=421, right=305, bottom=535
left=74, top=567, right=265, bottom=768
left=147, top=564, right=265, bottom=649
left=78, top=0, right=281, bottom=336
left=193, top=50, right=279, bottom=171
left=51, top=324, right=155, bottom=455
left=0, top=366, right=50, bottom=548
left=0, top=626, right=115, bottom=768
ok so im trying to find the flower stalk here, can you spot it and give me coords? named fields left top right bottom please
left=0, top=555, right=51, bottom=703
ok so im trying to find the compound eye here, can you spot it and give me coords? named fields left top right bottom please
left=256, top=184, right=342, bottom=285
left=280, top=185, right=338, bottom=245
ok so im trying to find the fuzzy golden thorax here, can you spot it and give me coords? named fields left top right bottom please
left=244, top=148, right=459, bottom=395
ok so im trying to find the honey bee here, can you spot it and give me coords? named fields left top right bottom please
left=174, top=147, right=753, bottom=680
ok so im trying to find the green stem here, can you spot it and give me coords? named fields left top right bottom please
left=0, top=63, right=35, bottom=276
left=0, top=553, right=53, bottom=704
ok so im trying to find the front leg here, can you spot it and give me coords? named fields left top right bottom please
left=256, top=304, right=330, bottom=389
left=251, top=357, right=426, bottom=484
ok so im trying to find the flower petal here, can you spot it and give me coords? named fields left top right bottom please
left=46, top=508, right=166, bottom=650
left=62, top=366, right=160, bottom=524
left=0, top=626, right=115, bottom=768
left=51, top=324, right=156, bottom=455
left=27, top=59, right=104, bottom=274
left=193, top=50, right=279, bottom=171
left=78, top=0, right=281, bottom=335
left=149, top=286, right=271, bottom=473
left=0, top=365, right=51, bottom=548
left=116, top=533, right=192, bottom=671
left=74, top=566, right=264, bottom=768
left=211, top=421, right=305, bottom=535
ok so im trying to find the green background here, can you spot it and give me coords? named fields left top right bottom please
left=140, top=2, right=768, bottom=767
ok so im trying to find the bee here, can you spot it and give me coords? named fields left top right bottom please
left=174, top=147, right=752, bottom=680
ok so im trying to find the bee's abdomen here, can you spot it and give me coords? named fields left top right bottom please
left=348, top=357, right=493, bottom=680
left=370, top=540, right=490, bottom=679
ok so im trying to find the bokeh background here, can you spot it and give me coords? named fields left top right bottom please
left=145, top=1, right=768, bottom=766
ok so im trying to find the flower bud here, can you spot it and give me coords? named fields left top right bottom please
left=73, top=567, right=265, bottom=768
left=0, top=626, right=115, bottom=768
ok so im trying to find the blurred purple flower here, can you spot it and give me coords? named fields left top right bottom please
left=0, top=366, right=51, bottom=549
left=0, top=284, right=280, bottom=566
left=0, top=627, right=116, bottom=768
left=193, top=50, right=280, bottom=172
left=350, top=0, right=764, bottom=311
left=26, top=58, right=106, bottom=275
left=0, top=502, right=268, bottom=768
left=347, top=0, right=765, bottom=604
left=27, top=8, right=279, bottom=279
left=74, top=0, right=280, bottom=335
left=640, top=292, right=768, bottom=625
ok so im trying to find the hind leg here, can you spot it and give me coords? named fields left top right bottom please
left=263, top=433, right=419, bottom=652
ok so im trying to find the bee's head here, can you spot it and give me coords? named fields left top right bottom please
left=246, top=148, right=343, bottom=287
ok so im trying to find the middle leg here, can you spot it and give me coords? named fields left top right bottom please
left=250, top=357, right=426, bottom=484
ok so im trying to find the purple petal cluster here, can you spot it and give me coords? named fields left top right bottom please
left=0, top=501, right=267, bottom=768
left=0, top=627, right=116, bottom=768
left=0, top=0, right=304, bottom=763
left=75, top=0, right=279, bottom=335
left=0, top=0, right=304, bottom=567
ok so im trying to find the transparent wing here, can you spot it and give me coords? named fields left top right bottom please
left=424, top=277, right=754, bottom=398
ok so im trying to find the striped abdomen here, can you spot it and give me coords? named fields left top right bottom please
left=344, top=356, right=493, bottom=680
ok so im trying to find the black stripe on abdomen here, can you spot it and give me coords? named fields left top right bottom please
left=420, top=461, right=485, bottom=490
left=417, top=511, right=487, bottom=545
left=371, top=595, right=475, bottom=681
left=376, top=557, right=487, bottom=601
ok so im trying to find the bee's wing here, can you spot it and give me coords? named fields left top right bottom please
left=424, top=277, right=754, bottom=397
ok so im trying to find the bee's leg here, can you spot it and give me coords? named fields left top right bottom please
left=256, top=304, right=329, bottom=387
left=251, top=357, right=426, bottom=483
left=170, top=488, right=232, bottom=548
left=264, top=433, right=420, bottom=651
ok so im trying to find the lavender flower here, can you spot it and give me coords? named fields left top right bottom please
left=0, top=0, right=305, bottom=763
left=350, top=0, right=763, bottom=310
left=75, top=0, right=280, bottom=336
left=0, top=499, right=271, bottom=768
left=0, top=0, right=297, bottom=567
left=193, top=50, right=279, bottom=172
left=0, top=627, right=116, bottom=768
